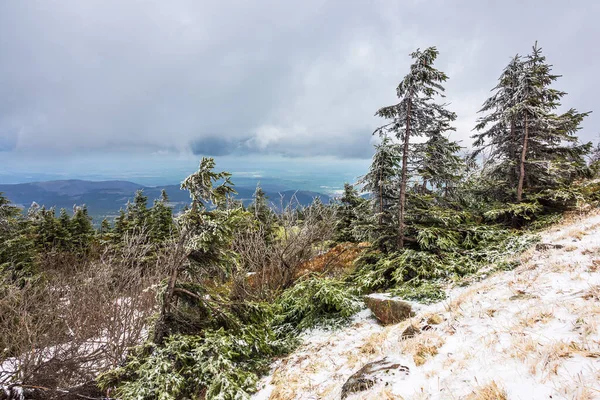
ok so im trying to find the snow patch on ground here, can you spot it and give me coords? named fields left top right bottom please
left=253, top=211, right=600, bottom=399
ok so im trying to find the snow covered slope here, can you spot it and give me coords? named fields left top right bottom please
left=253, top=211, right=600, bottom=399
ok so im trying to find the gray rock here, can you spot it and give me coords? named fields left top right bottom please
left=364, top=294, right=414, bottom=325
left=341, top=357, right=409, bottom=399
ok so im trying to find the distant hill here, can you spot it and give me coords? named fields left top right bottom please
left=0, top=179, right=331, bottom=222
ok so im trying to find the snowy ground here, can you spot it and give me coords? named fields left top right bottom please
left=253, top=211, right=600, bottom=400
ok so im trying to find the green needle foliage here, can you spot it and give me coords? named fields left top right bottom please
left=2, top=43, right=599, bottom=400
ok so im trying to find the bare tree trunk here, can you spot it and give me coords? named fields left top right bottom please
left=511, top=119, right=517, bottom=184
left=378, top=167, right=383, bottom=226
left=517, top=113, right=529, bottom=203
left=398, top=96, right=412, bottom=249
left=153, top=234, right=186, bottom=344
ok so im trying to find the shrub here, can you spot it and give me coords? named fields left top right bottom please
left=99, top=302, right=294, bottom=400
left=389, top=282, right=447, bottom=304
left=278, top=274, right=362, bottom=331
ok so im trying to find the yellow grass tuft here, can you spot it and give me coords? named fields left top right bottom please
left=426, top=313, right=444, bottom=325
left=465, top=381, right=508, bottom=400
left=399, top=331, right=445, bottom=367
left=582, top=285, right=600, bottom=301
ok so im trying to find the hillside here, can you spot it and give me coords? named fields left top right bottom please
left=254, top=211, right=600, bottom=399
left=0, top=180, right=331, bottom=221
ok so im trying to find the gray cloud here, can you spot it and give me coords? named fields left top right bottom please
left=0, top=0, right=598, bottom=159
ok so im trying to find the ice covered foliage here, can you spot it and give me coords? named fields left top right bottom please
left=351, top=225, right=538, bottom=303
left=278, top=274, right=362, bottom=331
left=98, top=321, right=293, bottom=400
left=373, top=46, right=458, bottom=249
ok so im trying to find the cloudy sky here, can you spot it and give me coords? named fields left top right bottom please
left=0, top=0, right=598, bottom=182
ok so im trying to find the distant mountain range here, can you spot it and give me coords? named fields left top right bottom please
left=0, top=179, right=331, bottom=222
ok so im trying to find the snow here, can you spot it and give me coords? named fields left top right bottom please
left=253, top=211, right=600, bottom=399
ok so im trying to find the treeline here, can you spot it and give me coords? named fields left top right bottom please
left=1, top=43, right=600, bottom=399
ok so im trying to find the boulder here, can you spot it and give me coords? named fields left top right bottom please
left=364, top=294, right=414, bottom=325
left=401, top=324, right=420, bottom=339
left=341, top=357, right=410, bottom=399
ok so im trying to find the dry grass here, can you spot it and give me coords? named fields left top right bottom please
left=484, top=308, right=497, bottom=317
left=558, top=227, right=588, bottom=241
left=582, top=285, right=600, bottom=301
left=508, top=336, right=538, bottom=362
left=465, top=381, right=508, bottom=400
left=446, top=286, right=480, bottom=316
left=294, top=242, right=368, bottom=279
left=399, top=331, right=445, bottom=366
left=359, top=330, right=387, bottom=356
left=516, top=308, right=555, bottom=328
left=426, top=313, right=444, bottom=325
left=564, top=244, right=579, bottom=252
left=581, top=247, right=600, bottom=256
left=359, top=386, right=402, bottom=399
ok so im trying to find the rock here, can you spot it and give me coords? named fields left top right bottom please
left=364, top=294, right=414, bottom=325
left=401, top=325, right=420, bottom=340
left=535, top=243, right=564, bottom=251
left=341, top=357, right=409, bottom=399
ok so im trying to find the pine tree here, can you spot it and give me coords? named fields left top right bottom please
left=247, top=184, right=273, bottom=225
left=0, top=193, right=37, bottom=285
left=515, top=43, right=591, bottom=201
left=100, top=218, right=111, bottom=234
left=33, top=206, right=62, bottom=249
left=131, top=190, right=150, bottom=230
left=333, top=183, right=365, bottom=243
left=474, top=43, right=592, bottom=204
left=357, top=136, right=400, bottom=249
left=416, top=120, right=463, bottom=195
left=591, top=140, right=600, bottom=173
left=473, top=55, right=524, bottom=199
left=150, top=190, right=174, bottom=243
left=374, top=47, right=456, bottom=248
left=160, top=189, right=169, bottom=204
left=57, top=208, right=72, bottom=249
left=154, top=157, right=243, bottom=344
left=113, top=209, right=128, bottom=243
left=70, top=205, right=94, bottom=251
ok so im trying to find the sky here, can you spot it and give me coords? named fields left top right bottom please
left=1, top=0, right=599, bottom=187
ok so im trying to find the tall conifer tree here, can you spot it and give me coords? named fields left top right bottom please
left=374, top=47, right=456, bottom=248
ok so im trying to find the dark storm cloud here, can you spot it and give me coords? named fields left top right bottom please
left=190, top=136, right=242, bottom=156
left=0, top=0, right=598, bottom=159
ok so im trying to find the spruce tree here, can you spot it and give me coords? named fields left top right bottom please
left=100, top=218, right=111, bottom=234
left=113, top=209, right=128, bottom=243
left=357, top=136, right=400, bottom=249
left=515, top=43, right=591, bottom=201
left=416, top=120, right=463, bottom=195
left=155, top=157, right=242, bottom=343
left=247, top=184, right=273, bottom=226
left=473, top=55, right=524, bottom=199
left=57, top=208, right=72, bottom=249
left=131, top=190, right=150, bottom=229
left=150, top=190, right=174, bottom=243
left=0, top=193, right=37, bottom=285
left=374, top=47, right=456, bottom=248
left=591, top=141, right=600, bottom=172
left=474, top=43, right=592, bottom=204
left=70, top=205, right=94, bottom=251
left=333, top=183, right=365, bottom=243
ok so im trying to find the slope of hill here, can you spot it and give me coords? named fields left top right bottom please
left=0, top=180, right=331, bottom=221
left=254, top=211, right=600, bottom=399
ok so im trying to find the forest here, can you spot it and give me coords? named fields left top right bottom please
left=1, top=43, right=600, bottom=399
